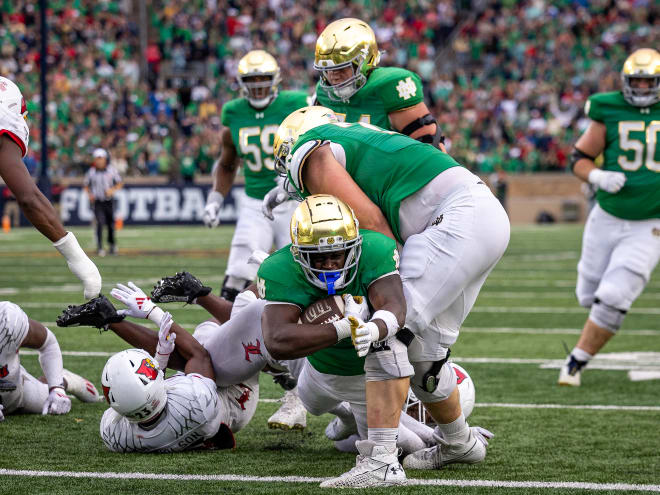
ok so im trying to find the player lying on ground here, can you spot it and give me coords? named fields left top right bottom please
left=558, top=48, right=660, bottom=386
left=0, top=77, right=101, bottom=300
left=0, top=301, right=99, bottom=422
left=274, top=108, right=506, bottom=486
left=56, top=295, right=255, bottom=453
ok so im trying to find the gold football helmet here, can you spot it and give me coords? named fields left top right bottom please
left=314, top=18, right=381, bottom=102
left=290, top=194, right=362, bottom=294
left=237, top=50, right=281, bottom=109
left=621, top=48, right=660, bottom=107
left=273, top=106, right=338, bottom=177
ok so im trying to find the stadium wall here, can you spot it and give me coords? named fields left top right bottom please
left=1, top=174, right=588, bottom=226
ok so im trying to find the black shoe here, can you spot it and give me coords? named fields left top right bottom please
left=151, top=271, right=212, bottom=304
left=271, top=372, right=298, bottom=391
left=56, top=295, right=125, bottom=330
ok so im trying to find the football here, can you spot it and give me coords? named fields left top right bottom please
left=300, top=295, right=345, bottom=325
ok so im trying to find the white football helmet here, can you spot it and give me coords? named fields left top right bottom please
left=406, top=362, right=476, bottom=423
left=0, top=77, right=27, bottom=118
left=0, top=76, right=29, bottom=157
left=101, top=349, right=167, bottom=423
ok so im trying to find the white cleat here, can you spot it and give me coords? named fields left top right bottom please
left=403, top=426, right=491, bottom=470
left=325, top=415, right=358, bottom=441
left=267, top=390, right=307, bottom=430
left=63, top=369, right=100, bottom=403
left=558, top=355, right=585, bottom=386
left=320, top=440, right=406, bottom=488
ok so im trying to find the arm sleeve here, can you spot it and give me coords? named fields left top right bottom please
left=37, top=328, right=65, bottom=389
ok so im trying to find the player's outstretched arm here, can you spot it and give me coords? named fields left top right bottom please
left=572, top=121, right=625, bottom=194
left=204, top=128, right=239, bottom=228
left=302, top=145, right=395, bottom=240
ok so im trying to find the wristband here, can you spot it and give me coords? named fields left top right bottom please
left=207, top=190, right=224, bottom=206
left=147, top=306, right=165, bottom=325
left=370, top=310, right=400, bottom=340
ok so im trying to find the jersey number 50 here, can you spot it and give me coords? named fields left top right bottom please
left=618, top=121, right=660, bottom=172
left=239, top=125, right=279, bottom=172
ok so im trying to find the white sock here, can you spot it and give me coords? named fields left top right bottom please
left=571, top=347, right=593, bottom=363
left=368, top=427, right=398, bottom=452
left=436, top=413, right=470, bottom=444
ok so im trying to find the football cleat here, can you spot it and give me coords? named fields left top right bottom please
left=402, top=426, right=489, bottom=470
left=320, top=440, right=406, bottom=488
left=267, top=390, right=307, bottom=430
left=325, top=415, right=358, bottom=441
left=151, top=272, right=212, bottom=304
left=56, top=295, right=125, bottom=330
left=558, top=354, right=587, bottom=386
left=271, top=372, right=298, bottom=392
left=63, top=369, right=100, bottom=403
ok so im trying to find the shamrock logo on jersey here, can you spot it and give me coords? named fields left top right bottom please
left=135, top=358, right=158, bottom=381
left=396, top=77, right=417, bottom=100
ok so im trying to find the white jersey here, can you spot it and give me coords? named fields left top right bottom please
left=0, top=301, right=30, bottom=412
left=0, top=77, right=30, bottom=157
left=100, top=373, right=222, bottom=453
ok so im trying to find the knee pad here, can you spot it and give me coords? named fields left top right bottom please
left=364, top=337, right=414, bottom=381
left=589, top=299, right=626, bottom=333
left=576, top=274, right=599, bottom=308
left=410, top=360, right=456, bottom=403
left=595, top=269, right=646, bottom=312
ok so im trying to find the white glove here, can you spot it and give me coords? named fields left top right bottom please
left=155, top=312, right=176, bottom=370
left=261, top=184, right=289, bottom=221
left=342, top=294, right=370, bottom=321
left=203, top=190, right=224, bottom=228
left=111, top=282, right=163, bottom=323
left=349, top=316, right=380, bottom=357
left=588, top=169, right=626, bottom=194
left=472, top=426, right=494, bottom=447
left=42, top=387, right=71, bottom=415
left=53, top=232, right=102, bottom=299
left=0, top=404, right=4, bottom=422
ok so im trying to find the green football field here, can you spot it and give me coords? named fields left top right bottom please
left=0, top=224, right=659, bottom=494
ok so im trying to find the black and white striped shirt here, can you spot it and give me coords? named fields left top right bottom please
left=83, top=166, right=122, bottom=201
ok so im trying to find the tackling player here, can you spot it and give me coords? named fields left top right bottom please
left=274, top=107, right=507, bottom=486
left=203, top=50, right=308, bottom=301
left=0, top=77, right=101, bottom=300
left=558, top=48, right=660, bottom=386
left=57, top=292, right=255, bottom=453
left=0, top=301, right=99, bottom=422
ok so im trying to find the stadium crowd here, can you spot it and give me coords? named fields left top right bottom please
left=0, top=0, right=657, bottom=179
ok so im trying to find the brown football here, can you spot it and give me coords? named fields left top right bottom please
left=300, top=295, right=345, bottom=325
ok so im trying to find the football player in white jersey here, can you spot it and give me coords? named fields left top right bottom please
left=57, top=290, right=258, bottom=452
left=0, top=77, right=101, bottom=299
left=0, top=301, right=99, bottom=422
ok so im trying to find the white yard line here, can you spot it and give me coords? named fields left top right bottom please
left=461, top=327, right=660, bottom=336
left=471, top=306, right=660, bottom=315
left=0, top=469, right=658, bottom=492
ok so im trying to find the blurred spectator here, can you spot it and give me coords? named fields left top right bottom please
left=1, top=0, right=656, bottom=179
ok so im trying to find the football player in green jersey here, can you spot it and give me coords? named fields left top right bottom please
left=274, top=106, right=506, bottom=483
left=258, top=194, right=413, bottom=487
left=202, top=50, right=309, bottom=301
left=558, top=48, right=660, bottom=386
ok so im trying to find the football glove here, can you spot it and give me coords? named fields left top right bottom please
left=261, top=184, right=289, bottom=221
left=111, top=282, right=159, bottom=319
left=53, top=232, right=103, bottom=299
left=588, top=169, right=626, bottom=194
left=342, top=294, right=370, bottom=321
left=349, top=316, right=380, bottom=357
left=155, top=312, right=176, bottom=370
left=203, top=190, right=224, bottom=228
left=151, top=272, right=212, bottom=304
left=42, top=387, right=71, bottom=415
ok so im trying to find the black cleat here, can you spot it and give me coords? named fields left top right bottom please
left=271, top=372, right=298, bottom=392
left=56, top=295, right=125, bottom=330
left=151, top=271, right=212, bottom=304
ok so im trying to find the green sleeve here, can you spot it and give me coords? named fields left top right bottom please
left=585, top=95, right=603, bottom=122
left=380, top=70, right=425, bottom=113
left=221, top=101, right=233, bottom=126
left=359, top=231, right=400, bottom=285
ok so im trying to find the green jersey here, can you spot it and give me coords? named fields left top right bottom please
left=289, top=122, right=462, bottom=243
left=256, top=230, right=399, bottom=376
left=315, top=67, right=424, bottom=129
left=585, top=91, right=660, bottom=220
left=221, top=91, right=309, bottom=199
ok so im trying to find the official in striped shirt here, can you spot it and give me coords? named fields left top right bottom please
left=83, top=149, right=123, bottom=256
